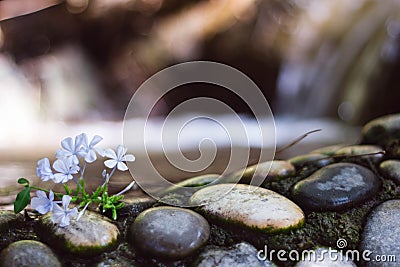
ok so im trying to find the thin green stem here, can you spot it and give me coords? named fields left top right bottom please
left=63, top=184, right=72, bottom=195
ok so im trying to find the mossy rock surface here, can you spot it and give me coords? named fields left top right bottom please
left=0, top=210, right=19, bottom=233
left=36, top=210, right=120, bottom=256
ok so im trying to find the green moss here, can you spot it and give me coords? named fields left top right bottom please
left=0, top=211, right=19, bottom=233
left=35, top=214, right=119, bottom=257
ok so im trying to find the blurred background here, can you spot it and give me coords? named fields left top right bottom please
left=1, top=0, right=400, bottom=205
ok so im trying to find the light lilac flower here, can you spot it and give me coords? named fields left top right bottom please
left=104, top=145, right=135, bottom=171
left=56, top=134, right=85, bottom=164
left=36, top=158, right=54, bottom=182
left=31, top=190, right=54, bottom=214
left=80, top=134, right=104, bottom=163
left=52, top=195, right=78, bottom=227
left=53, top=157, right=80, bottom=183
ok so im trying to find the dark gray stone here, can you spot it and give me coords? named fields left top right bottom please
left=121, top=196, right=156, bottom=217
left=361, top=113, right=400, bottom=146
left=288, top=153, right=334, bottom=169
left=291, top=163, right=380, bottom=211
left=0, top=240, right=61, bottom=267
left=160, top=174, right=220, bottom=206
left=169, top=174, right=220, bottom=188
left=380, top=160, right=400, bottom=184
left=334, top=145, right=384, bottom=164
left=222, top=161, right=295, bottom=184
left=194, top=242, right=276, bottom=267
left=129, top=207, right=210, bottom=259
left=310, top=144, right=347, bottom=156
left=37, top=210, right=119, bottom=256
left=360, top=200, right=400, bottom=266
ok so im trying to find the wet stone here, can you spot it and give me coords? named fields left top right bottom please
left=334, top=145, right=384, bottom=164
left=37, top=210, right=120, bottom=256
left=243, top=160, right=295, bottom=182
left=361, top=113, right=400, bottom=146
left=379, top=160, right=400, bottom=184
left=310, top=144, right=347, bottom=156
left=190, top=184, right=304, bottom=233
left=194, top=242, right=276, bottom=267
left=295, top=247, right=357, bottom=267
left=121, top=196, right=156, bottom=217
left=288, top=153, right=334, bottom=169
left=160, top=174, right=220, bottom=206
left=360, top=200, right=400, bottom=267
left=129, top=207, right=210, bottom=259
left=0, top=240, right=61, bottom=267
left=291, top=163, right=380, bottom=211
left=222, top=161, right=295, bottom=184
left=0, top=210, right=18, bottom=232
left=170, top=174, right=220, bottom=188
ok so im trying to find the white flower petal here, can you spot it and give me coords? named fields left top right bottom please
left=62, top=195, right=72, bottom=209
left=71, top=155, right=80, bottom=165
left=59, top=215, right=71, bottom=227
left=55, top=149, right=69, bottom=160
left=117, top=161, right=128, bottom=171
left=31, top=198, right=52, bottom=214
left=61, top=137, right=74, bottom=152
left=69, top=207, right=78, bottom=218
left=37, top=158, right=50, bottom=168
left=51, top=204, right=65, bottom=223
left=69, top=164, right=80, bottom=174
left=104, top=159, right=117, bottom=169
left=85, top=150, right=97, bottom=163
left=90, top=135, right=103, bottom=147
left=116, top=145, right=127, bottom=159
left=104, top=148, right=117, bottom=159
left=53, top=173, right=66, bottom=183
left=75, top=133, right=85, bottom=149
left=49, top=190, right=54, bottom=201
left=53, top=159, right=66, bottom=173
left=36, top=190, right=47, bottom=199
left=123, top=154, right=135, bottom=162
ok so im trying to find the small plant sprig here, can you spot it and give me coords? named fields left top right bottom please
left=14, top=133, right=136, bottom=227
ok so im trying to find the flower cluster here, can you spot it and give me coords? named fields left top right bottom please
left=14, top=133, right=136, bottom=227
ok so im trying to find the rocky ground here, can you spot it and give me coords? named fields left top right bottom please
left=1, top=114, right=400, bottom=266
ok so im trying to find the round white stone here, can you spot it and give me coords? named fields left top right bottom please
left=190, top=184, right=304, bottom=232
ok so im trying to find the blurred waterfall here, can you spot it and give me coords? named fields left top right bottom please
left=275, top=0, right=400, bottom=124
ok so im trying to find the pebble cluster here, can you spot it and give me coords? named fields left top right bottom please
left=1, top=113, right=400, bottom=266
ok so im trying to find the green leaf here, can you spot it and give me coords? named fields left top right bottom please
left=17, top=178, right=30, bottom=186
left=115, top=202, right=124, bottom=209
left=92, top=185, right=103, bottom=198
left=112, top=207, right=117, bottom=220
left=14, top=187, right=31, bottom=214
